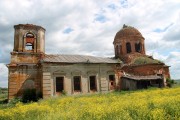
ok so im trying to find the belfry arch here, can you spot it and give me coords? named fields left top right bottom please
left=135, top=42, right=141, bottom=53
left=23, top=32, right=36, bottom=52
left=115, top=44, right=123, bottom=57
left=126, top=42, right=131, bottom=53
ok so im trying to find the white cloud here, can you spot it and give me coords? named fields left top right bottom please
left=165, top=52, right=180, bottom=79
left=163, top=13, right=180, bottom=41
left=0, top=63, right=8, bottom=88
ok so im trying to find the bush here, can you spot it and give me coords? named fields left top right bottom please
left=166, top=78, right=176, bottom=88
left=62, top=90, right=67, bottom=96
left=8, top=97, right=21, bottom=105
left=22, top=89, right=37, bottom=103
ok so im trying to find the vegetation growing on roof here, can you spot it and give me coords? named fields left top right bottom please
left=132, top=57, right=163, bottom=65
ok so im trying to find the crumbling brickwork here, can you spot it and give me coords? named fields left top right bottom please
left=7, top=24, right=45, bottom=99
left=7, top=24, right=171, bottom=100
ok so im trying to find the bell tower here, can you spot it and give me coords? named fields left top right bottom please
left=13, top=24, right=45, bottom=53
left=7, top=24, right=45, bottom=100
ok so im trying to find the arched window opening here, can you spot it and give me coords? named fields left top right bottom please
left=116, top=45, right=120, bottom=56
left=120, top=45, right=123, bottom=54
left=25, top=33, right=35, bottom=50
left=26, top=33, right=34, bottom=38
left=135, top=43, right=141, bottom=53
left=126, top=42, right=131, bottom=53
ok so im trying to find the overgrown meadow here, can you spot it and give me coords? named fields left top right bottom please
left=0, top=87, right=180, bottom=120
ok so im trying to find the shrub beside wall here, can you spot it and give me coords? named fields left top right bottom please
left=22, top=89, right=42, bottom=103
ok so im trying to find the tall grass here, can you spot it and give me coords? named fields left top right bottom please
left=0, top=88, right=8, bottom=101
left=0, top=94, right=7, bottom=101
left=0, top=87, right=180, bottom=120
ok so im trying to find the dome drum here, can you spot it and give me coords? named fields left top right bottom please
left=114, top=25, right=145, bottom=58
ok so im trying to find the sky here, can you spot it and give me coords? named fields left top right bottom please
left=0, top=0, right=180, bottom=87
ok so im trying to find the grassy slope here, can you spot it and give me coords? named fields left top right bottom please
left=0, top=87, right=180, bottom=120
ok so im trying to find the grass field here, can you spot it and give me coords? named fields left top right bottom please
left=0, top=87, right=180, bottom=120
left=0, top=88, right=8, bottom=102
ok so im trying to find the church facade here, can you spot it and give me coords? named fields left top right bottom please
left=7, top=24, right=170, bottom=99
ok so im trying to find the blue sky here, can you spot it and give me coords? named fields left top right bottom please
left=0, top=0, right=180, bottom=87
left=63, top=27, right=74, bottom=34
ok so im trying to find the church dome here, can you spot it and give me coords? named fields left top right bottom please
left=114, top=24, right=144, bottom=43
left=113, top=24, right=146, bottom=59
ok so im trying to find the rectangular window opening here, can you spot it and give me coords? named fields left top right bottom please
left=56, top=77, right=64, bottom=92
left=89, top=76, right=97, bottom=91
left=109, top=75, right=115, bottom=90
left=73, top=76, right=81, bottom=92
left=109, top=75, right=115, bottom=81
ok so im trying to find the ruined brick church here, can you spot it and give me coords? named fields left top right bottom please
left=7, top=24, right=170, bottom=99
